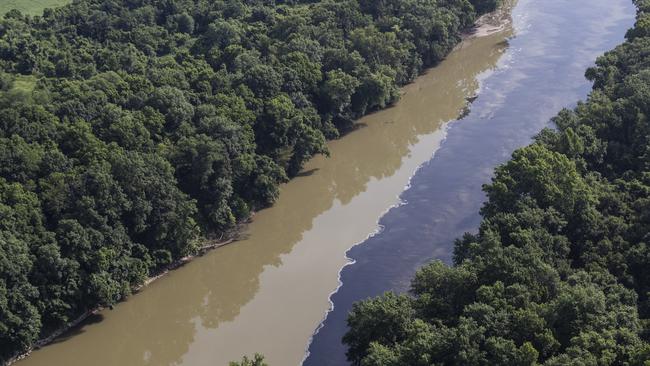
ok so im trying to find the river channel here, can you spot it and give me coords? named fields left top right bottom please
left=304, top=0, right=636, bottom=365
left=17, top=0, right=636, bottom=365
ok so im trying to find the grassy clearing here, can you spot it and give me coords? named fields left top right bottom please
left=1, top=1, right=66, bottom=95
left=12, top=75, right=37, bottom=93
left=0, top=0, right=70, bottom=16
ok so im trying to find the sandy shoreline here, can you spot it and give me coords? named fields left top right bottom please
left=464, top=0, right=516, bottom=39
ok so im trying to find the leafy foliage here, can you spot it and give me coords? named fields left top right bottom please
left=0, top=0, right=497, bottom=361
left=229, top=354, right=267, bottom=366
left=344, top=1, right=650, bottom=365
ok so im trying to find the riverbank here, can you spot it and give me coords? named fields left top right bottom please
left=7, top=4, right=514, bottom=366
left=465, top=0, right=516, bottom=38
left=5, top=232, right=240, bottom=365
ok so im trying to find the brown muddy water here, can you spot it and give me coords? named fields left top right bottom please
left=17, top=23, right=512, bottom=366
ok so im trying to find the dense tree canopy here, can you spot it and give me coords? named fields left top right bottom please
left=0, top=0, right=500, bottom=362
left=344, top=1, right=650, bottom=365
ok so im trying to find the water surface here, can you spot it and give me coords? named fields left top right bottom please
left=18, top=19, right=511, bottom=366
left=304, top=0, right=636, bottom=365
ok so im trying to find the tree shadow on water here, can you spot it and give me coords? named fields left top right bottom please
left=295, top=168, right=319, bottom=177
left=47, top=313, right=105, bottom=345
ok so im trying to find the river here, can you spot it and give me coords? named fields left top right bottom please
left=16, top=0, right=635, bottom=365
left=19, top=13, right=508, bottom=366
left=304, top=0, right=636, bottom=365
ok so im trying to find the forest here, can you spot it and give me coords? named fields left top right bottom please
left=343, top=0, right=650, bottom=365
left=0, top=0, right=500, bottom=362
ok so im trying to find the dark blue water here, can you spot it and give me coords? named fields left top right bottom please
left=303, top=0, right=637, bottom=364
